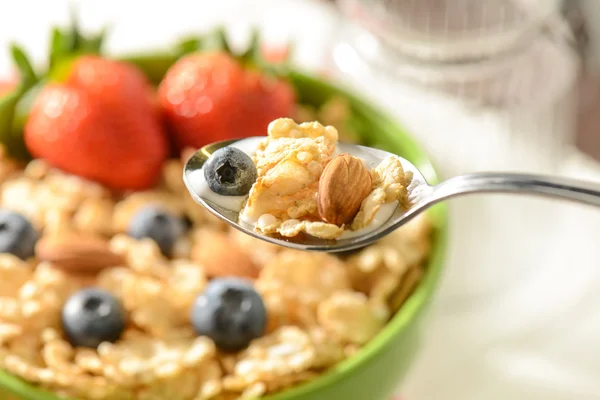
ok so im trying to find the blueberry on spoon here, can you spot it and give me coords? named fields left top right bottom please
left=204, top=147, right=257, bottom=196
left=191, top=278, right=267, bottom=351
left=62, top=288, right=126, bottom=348
left=0, top=209, right=38, bottom=260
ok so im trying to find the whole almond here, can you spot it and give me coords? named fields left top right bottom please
left=192, top=229, right=260, bottom=279
left=36, top=234, right=125, bottom=273
left=318, top=154, right=372, bottom=226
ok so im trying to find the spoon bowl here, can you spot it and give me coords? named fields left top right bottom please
left=184, top=138, right=600, bottom=253
left=183, top=138, right=430, bottom=253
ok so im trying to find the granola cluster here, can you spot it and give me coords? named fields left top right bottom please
left=0, top=148, right=431, bottom=399
left=240, top=119, right=413, bottom=239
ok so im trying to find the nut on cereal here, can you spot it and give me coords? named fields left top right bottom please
left=36, top=234, right=125, bottom=274
left=236, top=118, right=412, bottom=240
left=317, top=153, right=372, bottom=225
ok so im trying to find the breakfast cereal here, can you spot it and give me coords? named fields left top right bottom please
left=0, top=150, right=431, bottom=399
left=233, top=118, right=413, bottom=239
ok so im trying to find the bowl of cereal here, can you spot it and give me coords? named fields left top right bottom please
left=0, top=22, right=447, bottom=400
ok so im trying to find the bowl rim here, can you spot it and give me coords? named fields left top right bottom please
left=0, top=70, right=448, bottom=400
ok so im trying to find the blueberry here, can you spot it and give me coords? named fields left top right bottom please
left=127, top=206, right=184, bottom=256
left=191, top=278, right=267, bottom=351
left=204, top=147, right=257, bottom=196
left=0, top=209, right=38, bottom=260
left=61, top=288, right=125, bottom=348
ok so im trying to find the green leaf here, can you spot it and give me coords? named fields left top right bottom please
left=235, top=28, right=294, bottom=81
left=47, top=54, right=81, bottom=83
left=240, top=28, right=283, bottom=73
left=176, top=26, right=232, bottom=57
left=201, top=26, right=231, bottom=53
left=68, top=3, right=83, bottom=49
left=0, top=46, right=40, bottom=161
left=67, top=4, right=106, bottom=55
left=177, top=37, right=203, bottom=55
left=239, top=28, right=261, bottom=67
left=174, top=25, right=294, bottom=82
left=10, top=45, right=38, bottom=89
left=118, top=52, right=180, bottom=85
left=47, top=9, right=107, bottom=80
left=13, top=81, right=45, bottom=133
left=0, top=91, right=26, bottom=160
left=48, top=27, right=75, bottom=70
left=79, top=26, right=108, bottom=54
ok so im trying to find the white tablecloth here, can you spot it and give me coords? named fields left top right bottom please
left=1, top=1, right=600, bottom=399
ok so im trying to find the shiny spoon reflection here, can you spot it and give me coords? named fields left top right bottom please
left=183, top=138, right=600, bottom=253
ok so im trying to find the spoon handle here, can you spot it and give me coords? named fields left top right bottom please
left=430, top=173, right=600, bottom=207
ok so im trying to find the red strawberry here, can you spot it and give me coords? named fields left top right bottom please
left=158, top=52, right=245, bottom=149
left=236, top=71, right=296, bottom=139
left=158, top=52, right=296, bottom=149
left=24, top=56, right=168, bottom=190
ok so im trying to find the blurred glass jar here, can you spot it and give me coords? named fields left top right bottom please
left=327, top=0, right=580, bottom=177
left=325, top=0, right=582, bottom=299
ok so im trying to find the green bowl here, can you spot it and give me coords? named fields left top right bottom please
left=0, top=69, right=448, bottom=400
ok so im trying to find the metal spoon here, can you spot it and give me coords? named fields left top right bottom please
left=183, top=139, right=600, bottom=253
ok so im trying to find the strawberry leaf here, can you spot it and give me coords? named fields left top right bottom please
left=0, top=90, right=28, bottom=161
left=47, top=8, right=107, bottom=78
left=79, top=27, right=107, bottom=54
left=177, top=37, right=203, bottom=55
left=69, top=6, right=87, bottom=52
left=203, top=26, right=231, bottom=53
left=175, top=25, right=294, bottom=80
left=239, top=28, right=261, bottom=68
left=238, top=28, right=293, bottom=79
left=10, top=45, right=38, bottom=89
left=49, top=27, right=75, bottom=70
left=0, top=11, right=110, bottom=162
left=177, top=26, right=232, bottom=56
left=65, top=4, right=106, bottom=54
left=13, top=81, right=44, bottom=134
left=0, top=45, right=40, bottom=161
left=118, top=52, right=179, bottom=85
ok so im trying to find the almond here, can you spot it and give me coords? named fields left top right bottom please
left=35, top=233, right=125, bottom=273
left=318, top=154, right=372, bottom=225
left=192, top=229, right=260, bottom=279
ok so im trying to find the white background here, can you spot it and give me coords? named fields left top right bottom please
left=1, top=1, right=600, bottom=399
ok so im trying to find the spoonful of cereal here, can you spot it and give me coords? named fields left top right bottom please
left=184, top=118, right=600, bottom=253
